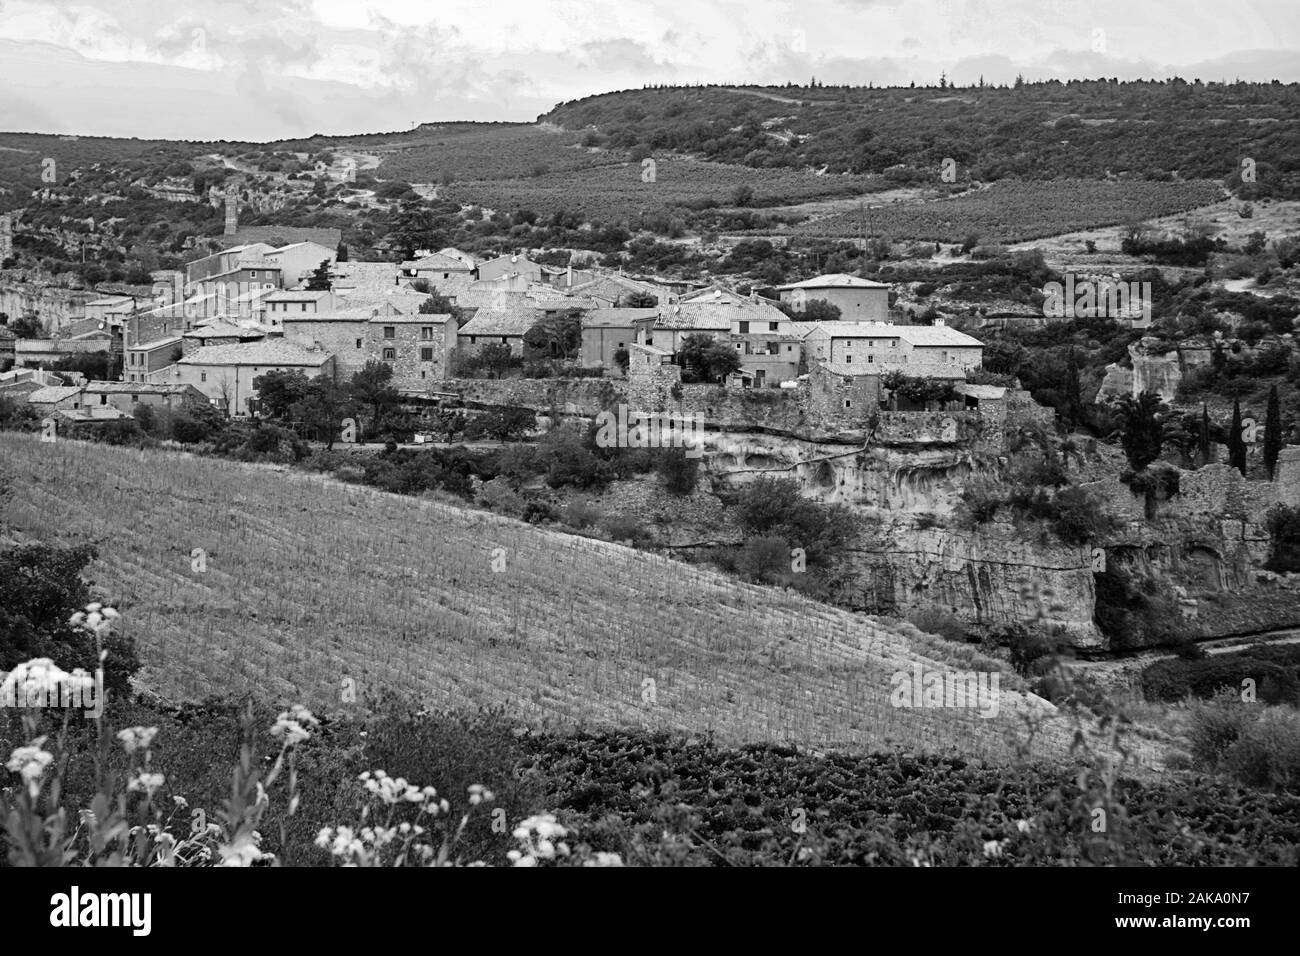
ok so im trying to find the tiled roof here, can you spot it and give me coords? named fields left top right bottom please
left=264, top=290, right=334, bottom=302
left=183, top=322, right=262, bottom=339
left=656, top=299, right=787, bottom=331
left=179, top=340, right=332, bottom=367
left=220, top=227, right=342, bottom=249
left=804, top=322, right=903, bottom=339
left=28, top=386, right=83, bottom=404
left=677, top=285, right=748, bottom=305
left=896, top=326, right=985, bottom=348
left=820, top=362, right=878, bottom=377
left=777, top=274, right=891, bottom=290
left=83, top=382, right=198, bottom=395
left=570, top=273, right=664, bottom=303
left=402, top=252, right=473, bottom=271
left=368, top=313, right=453, bottom=324
left=132, top=335, right=183, bottom=350
left=281, top=307, right=387, bottom=323
left=956, top=383, right=1007, bottom=400
left=584, top=308, right=659, bottom=328
left=458, top=304, right=539, bottom=336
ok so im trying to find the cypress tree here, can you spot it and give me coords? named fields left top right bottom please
left=1229, top=398, right=1247, bottom=476
left=1198, top=403, right=1211, bottom=467
left=1264, top=384, right=1282, bottom=479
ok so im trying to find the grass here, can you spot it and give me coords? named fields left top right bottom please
left=0, top=432, right=1090, bottom=761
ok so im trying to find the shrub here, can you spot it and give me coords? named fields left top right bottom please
left=477, top=476, right=524, bottom=516
left=731, top=536, right=793, bottom=584
left=1220, top=708, right=1300, bottom=791
left=1265, top=505, right=1300, bottom=573
left=0, top=545, right=139, bottom=695
left=906, top=608, right=968, bottom=643
left=654, top=448, right=700, bottom=496
left=1141, top=654, right=1300, bottom=705
left=539, top=426, right=613, bottom=490
left=599, top=515, right=647, bottom=545
left=1045, top=486, right=1119, bottom=544
left=171, top=413, right=213, bottom=444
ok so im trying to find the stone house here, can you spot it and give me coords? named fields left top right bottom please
left=801, top=321, right=983, bottom=377
left=775, top=274, right=891, bottom=323
left=262, top=242, right=336, bottom=288
left=457, top=303, right=538, bottom=356
left=637, top=297, right=789, bottom=355
left=727, top=313, right=803, bottom=388
left=27, top=385, right=85, bottom=414
left=370, top=314, right=458, bottom=392
left=476, top=253, right=542, bottom=283
left=82, top=382, right=209, bottom=414
left=281, top=306, right=399, bottom=382
left=400, top=251, right=476, bottom=282
left=581, top=308, right=657, bottom=369
left=180, top=321, right=266, bottom=356
left=174, top=339, right=335, bottom=416
left=124, top=335, right=183, bottom=382
left=808, top=363, right=881, bottom=426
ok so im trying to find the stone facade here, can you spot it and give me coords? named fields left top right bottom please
left=808, top=366, right=879, bottom=427
left=284, top=310, right=456, bottom=389
left=370, top=314, right=457, bottom=392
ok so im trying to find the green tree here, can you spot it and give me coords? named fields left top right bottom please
left=290, top=377, right=353, bottom=449
left=655, top=448, right=700, bottom=496
left=1264, top=384, right=1282, bottom=480
left=678, top=332, right=741, bottom=384
left=1198, top=403, right=1212, bottom=467
left=522, top=309, right=582, bottom=361
left=305, top=259, right=334, bottom=291
left=1116, top=391, right=1166, bottom=472
left=336, top=242, right=349, bottom=263
left=1229, top=398, right=1247, bottom=476
left=253, top=369, right=311, bottom=420
left=0, top=544, right=139, bottom=695
left=349, top=360, right=399, bottom=432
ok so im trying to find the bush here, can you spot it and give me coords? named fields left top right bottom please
left=0, top=544, right=139, bottom=695
left=906, top=608, right=969, bottom=643
left=1141, top=654, right=1300, bottom=705
left=1186, top=690, right=1252, bottom=768
left=731, top=536, right=793, bottom=584
left=1220, top=708, right=1300, bottom=791
left=1265, top=505, right=1300, bottom=573
left=654, top=448, right=699, bottom=496
left=477, top=476, right=524, bottom=516
left=539, top=425, right=613, bottom=490
left=171, top=413, right=213, bottom=444
left=599, top=515, right=647, bottom=545
left=1094, top=566, right=1181, bottom=651
left=1186, top=693, right=1300, bottom=790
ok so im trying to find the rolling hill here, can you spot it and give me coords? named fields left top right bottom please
left=0, top=432, right=1083, bottom=762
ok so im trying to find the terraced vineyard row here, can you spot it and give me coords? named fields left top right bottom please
left=2, top=433, right=1074, bottom=760
left=445, top=157, right=887, bottom=221
left=376, top=125, right=616, bottom=183
left=793, top=179, right=1225, bottom=242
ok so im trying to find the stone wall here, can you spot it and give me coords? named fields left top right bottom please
left=425, top=377, right=624, bottom=415
left=877, top=410, right=978, bottom=446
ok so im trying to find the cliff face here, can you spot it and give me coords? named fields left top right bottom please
left=0, top=278, right=96, bottom=334
left=696, top=430, right=1105, bottom=645
left=838, top=527, right=1100, bottom=645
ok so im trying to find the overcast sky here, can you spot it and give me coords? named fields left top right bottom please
left=0, top=0, right=1296, bottom=142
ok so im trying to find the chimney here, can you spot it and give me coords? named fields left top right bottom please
left=567, top=262, right=573, bottom=288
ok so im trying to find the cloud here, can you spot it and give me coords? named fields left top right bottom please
left=0, top=0, right=1296, bottom=139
